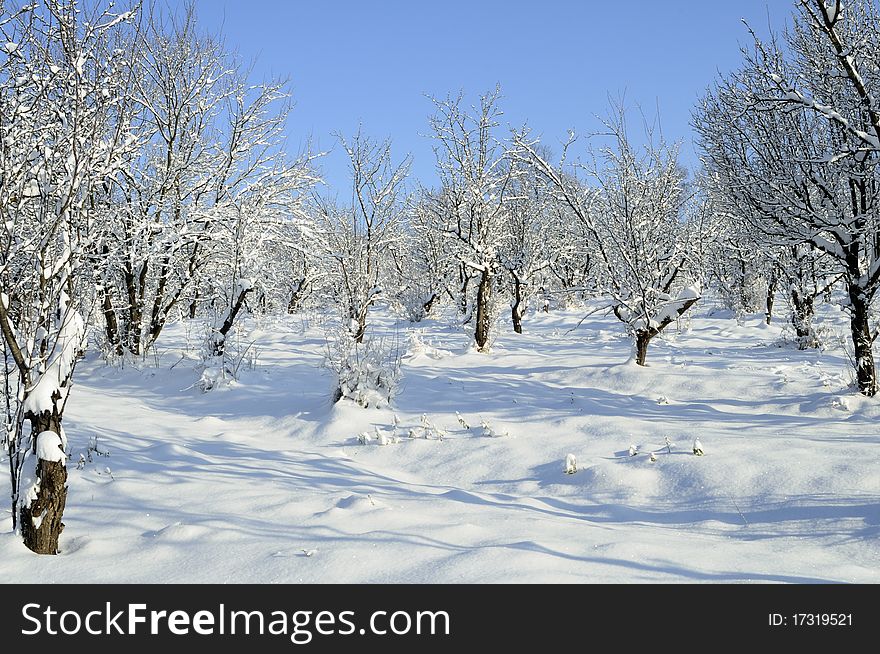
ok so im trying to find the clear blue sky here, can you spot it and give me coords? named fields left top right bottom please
left=188, top=0, right=795, bottom=193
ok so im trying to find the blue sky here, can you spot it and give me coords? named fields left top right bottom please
left=191, top=0, right=795, bottom=193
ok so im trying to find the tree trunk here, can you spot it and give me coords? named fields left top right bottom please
left=188, top=289, right=198, bottom=319
left=849, top=285, right=877, bottom=396
left=739, top=258, right=749, bottom=312
left=19, top=406, right=67, bottom=555
left=350, top=306, right=367, bottom=344
left=511, top=273, right=525, bottom=334
left=100, top=287, right=123, bottom=356
left=354, top=317, right=366, bottom=344
left=765, top=275, right=778, bottom=325
left=459, top=271, right=470, bottom=318
left=422, top=292, right=439, bottom=318
left=624, top=294, right=701, bottom=367
left=123, top=262, right=142, bottom=356
left=474, top=268, right=493, bottom=352
left=213, top=288, right=252, bottom=357
left=635, top=330, right=651, bottom=366
left=790, top=287, right=816, bottom=349
left=287, top=278, right=307, bottom=314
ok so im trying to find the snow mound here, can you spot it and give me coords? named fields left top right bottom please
left=334, top=494, right=378, bottom=510
left=143, top=523, right=214, bottom=542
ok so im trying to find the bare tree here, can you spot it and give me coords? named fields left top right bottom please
left=513, top=106, right=707, bottom=365
left=0, top=0, right=137, bottom=553
left=95, top=3, right=239, bottom=357
left=426, top=87, right=519, bottom=351
left=498, top=163, right=555, bottom=333
left=695, top=0, right=880, bottom=394
left=310, top=131, right=409, bottom=343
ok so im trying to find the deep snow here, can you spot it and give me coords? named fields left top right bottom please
left=1, top=301, right=877, bottom=583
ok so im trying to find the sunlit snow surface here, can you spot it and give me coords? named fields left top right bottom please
left=1, top=300, right=877, bottom=583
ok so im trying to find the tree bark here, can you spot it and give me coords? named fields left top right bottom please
left=459, top=269, right=471, bottom=319
left=635, top=330, right=651, bottom=366
left=19, top=405, right=67, bottom=555
left=123, top=261, right=142, bottom=355
left=100, top=286, right=123, bottom=356
left=188, top=289, right=199, bottom=319
left=849, top=285, right=877, bottom=396
left=626, top=294, right=700, bottom=367
left=765, top=273, right=778, bottom=324
left=790, top=287, right=816, bottom=349
left=511, top=273, right=524, bottom=334
left=739, top=258, right=750, bottom=312
left=213, top=287, right=252, bottom=356
left=353, top=319, right=366, bottom=344
left=474, top=268, right=493, bottom=351
left=422, top=292, right=439, bottom=319
left=287, top=278, right=308, bottom=314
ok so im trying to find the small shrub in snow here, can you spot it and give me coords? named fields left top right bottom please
left=628, top=444, right=639, bottom=457
left=479, top=419, right=508, bottom=438
left=775, top=324, right=829, bottom=352
left=665, top=436, right=674, bottom=454
left=195, top=326, right=259, bottom=392
left=87, top=436, right=110, bottom=459
left=418, top=414, right=446, bottom=440
left=692, top=438, right=704, bottom=456
left=649, top=452, right=658, bottom=463
left=456, top=411, right=470, bottom=429
left=373, top=426, right=400, bottom=446
left=325, top=332, right=402, bottom=408
left=564, top=453, right=578, bottom=474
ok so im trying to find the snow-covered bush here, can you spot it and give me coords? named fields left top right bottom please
left=479, top=419, right=508, bottom=438
left=325, top=332, right=402, bottom=408
left=196, top=322, right=259, bottom=392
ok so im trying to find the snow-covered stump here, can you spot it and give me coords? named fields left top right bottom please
left=20, top=413, right=68, bottom=555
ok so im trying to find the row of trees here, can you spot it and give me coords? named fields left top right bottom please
left=697, top=0, right=880, bottom=395
left=3, top=0, right=880, bottom=555
left=0, top=1, right=317, bottom=554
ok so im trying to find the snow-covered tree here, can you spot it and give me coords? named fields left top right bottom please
left=425, top=87, right=520, bottom=351
left=310, top=131, right=409, bottom=343
left=705, top=216, right=775, bottom=318
left=198, top=83, right=319, bottom=358
left=544, top=200, right=597, bottom=308
left=95, top=5, right=243, bottom=357
left=514, top=106, right=708, bottom=365
left=781, top=244, right=839, bottom=348
left=695, top=0, right=880, bottom=394
left=387, top=193, right=457, bottom=322
left=0, top=0, right=137, bottom=553
left=498, top=163, right=555, bottom=333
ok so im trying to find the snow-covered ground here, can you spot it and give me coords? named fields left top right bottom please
left=1, top=301, right=878, bottom=583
